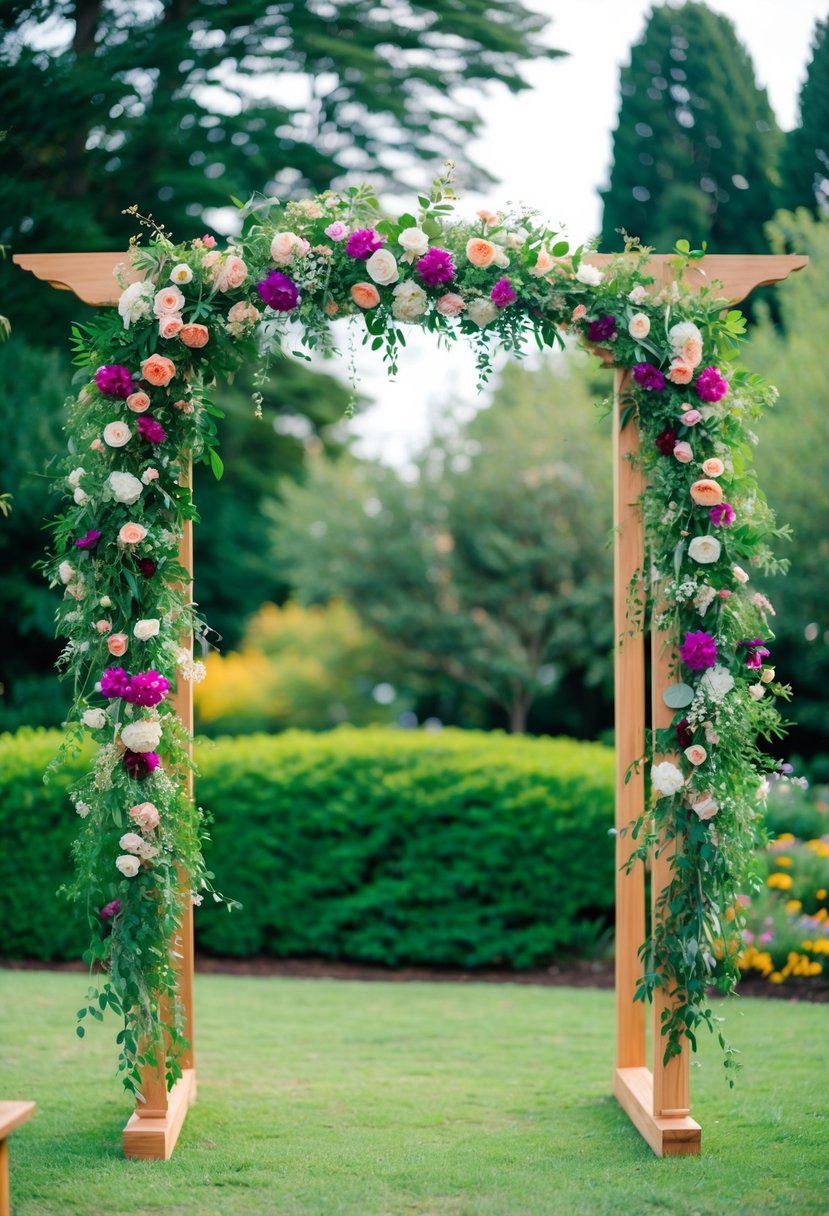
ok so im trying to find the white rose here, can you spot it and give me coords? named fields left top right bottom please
left=107, top=471, right=143, bottom=505
left=397, top=228, right=429, bottom=263
left=732, top=564, right=750, bottom=584
left=58, top=560, right=74, bottom=585
left=699, top=664, right=734, bottom=703
left=575, top=262, right=603, bottom=286
left=749, top=683, right=765, bottom=700
left=67, top=467, right=85, bottom=489
left=651, top=761, right=685, bottom=798
left=120, top=831, right=145, bottom=854
left=170, top=263, right=193, bottom=285
left=73, top=486, right=89, bottom=506
left=366, top=248, right=399, bottom=286
left=391, top=280, right=427, bottom=321
left=668, top=320, right=702, bottom=352
left=628, top=284, right=648, bottom=304
left=115, top=854, right=140, bottom=878
left=694, top=584, right=717, bottom=615
left=103, top=421, right=132, bottom=449
left=133, top=618, right=160, bottom=641
left=466, top=298, right=499, bottom=328
left=75, top=801, right=91, bottom=818
left=120, top=718, right=163, bottom=753
left=687, top=535, right=721, bottom=565
left=82, top=708, right=106, bottom=729
left=118, top=281, right=154, bottom=329
left=492, top=246, right=510, bottom=268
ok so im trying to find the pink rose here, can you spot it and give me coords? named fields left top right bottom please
left=141, top=468, right=159, bottom=484
left=528, top=248, right=554, bottom=278
left=668, top=359, right=694, bottom=385
left=201, top=234, right=217, bottom=248
left=158, top=313, right=183, bottom=339
left=227, top=301, right=260, bottom=325
left=270, top=231, right=310, bottom=265
left=172, top=398, right=194, bottom=415
left=217, top=255, right=248, bottom=292
left=126, top=391, right=151, bottom=414
left=673, top=442, right=693, bottom=463
left=129, top=801, right=160, bottom=831
left=90, top=439, right=105, bottom=453
left=107, top=632, right=128, bottom=657
left=202, top=249, right=221, bottom=273
left=153, top=286, right=185, bottom=316
left=324, top=221, right=349, bottom=242
left=681, top=409, right=702, bottom=425
left=118, top=522, right=147, bottom=546
left=684, top=744, right=707, bottom=766
left=571, top=304, right=587, bottom=321
left=95, top=619, right=112, bottom=635
left=436, top=292, right=466, bottom=317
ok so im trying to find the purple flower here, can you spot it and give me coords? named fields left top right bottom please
left=256, top=270, right=300, bottom=312
left=99, top=899, right=121, bottom=922
left=345, top=228, right=384, bottom=260
left=135, top=557, right=157, bottom=578
left=739, top=638, right=770, bottom=669
left=655, top=426, right=678, bottom=456
left=586, top=314, right=617, bottom=342
left=74, top=529, right=102, bottom=550
left=695, top=366, right=729, bottom=403
left=675, top=718, right=693, bottom=749
left=95, top=365, right=135, bottom=399
left=100, top=667, right=131, bottom=700
left=137, top=415, right=166, bottom=445
left=680, top=630, right=718, bottom=671
left=632, top=363, right=666, bottom=391
left=416, top=247, right=455, bottom=286
left=124, top=749, right=160, bottom=780
left=127, top=670, right=170, bottom=708
left=491, top=277, right=517, bottom=308
left=709, top=501, right=736, bottom=527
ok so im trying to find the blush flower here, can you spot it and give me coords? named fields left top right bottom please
left=690, top=479, right=723, bottom=507
left=680, top=630, right=718, bottom=670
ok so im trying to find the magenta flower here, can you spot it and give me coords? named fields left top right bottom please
left=95, top=365, right=135, bottom=399
left=256, top=271, right=300, bottom=312
left=135, top=557, right=157, bottom=578
left=99, top=900, right=121, bottom=922
left=587, top=314, right=616, bottom=342
left=100, top=667, right=132, bottom=699
left=710, top=502, right=736, bottom=527
left=74, top=529, right=102, bottom=550
left=695, top=366, right=729, bottom=402
left=491, top=277, right=517, bottom=308
left=127, top=670, right=170, bottom=707
left=345, top=228, right=384, bottom=259
left=655, top=427, right=678, bottom=456
left=137, top=415, right=166, bottom=445
left=680, top=630, right=718, bottom=671
left=632, top=363, right=665, bottom=391
left=124, top=749, right=160, bottom=780
left=416, top=247, right=455, bottom=286
left=739, top=638, right=770, bottom=669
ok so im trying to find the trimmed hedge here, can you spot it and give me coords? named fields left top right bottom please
left=0, top=727, right=615, bottom=968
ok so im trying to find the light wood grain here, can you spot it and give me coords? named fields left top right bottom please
left=122, top=1069, right=195, bottom=1161
left=0, top=1102, right=35, bottom=1216
left=614, top=1068, right=701, bottom=1157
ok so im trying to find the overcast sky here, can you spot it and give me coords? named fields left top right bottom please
left=344, top=0, right=826, bottom=465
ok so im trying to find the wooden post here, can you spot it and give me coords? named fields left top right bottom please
left=15, top=248, right=808, bottom=1162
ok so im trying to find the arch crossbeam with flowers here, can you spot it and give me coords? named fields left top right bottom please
left=14, top=183, right=806, bottom=1161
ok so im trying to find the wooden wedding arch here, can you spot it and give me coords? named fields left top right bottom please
left=15, top=247, right=806, bottom=1160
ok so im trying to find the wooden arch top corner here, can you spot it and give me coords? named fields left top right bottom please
left=12, top=252, right=134, bottom=306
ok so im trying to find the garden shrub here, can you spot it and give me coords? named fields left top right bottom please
left=0, top=727, right=615, bottom=967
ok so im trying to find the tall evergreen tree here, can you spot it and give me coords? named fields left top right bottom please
left=779, top=17, right=829, bottom=215
left=600, top=2, right=780, bottom=254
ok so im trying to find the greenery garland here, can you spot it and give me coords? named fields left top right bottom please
left=46, top=172, right=788, bottom=1096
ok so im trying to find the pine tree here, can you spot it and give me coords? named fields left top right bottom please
left=601, top=2, right=781, bottom=254
left=779, top=18, right=829, bottom=214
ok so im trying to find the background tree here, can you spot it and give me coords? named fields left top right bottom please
left=600, top=2, right=780, bottom=254
left=748, top=208, right=829, bottom=767
left=778, top=17, right=829, bottom=215
left=272, top=356, right=614, bottom=735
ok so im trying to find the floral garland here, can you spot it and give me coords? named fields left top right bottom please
left=47, top=172, right=788, bottom=1095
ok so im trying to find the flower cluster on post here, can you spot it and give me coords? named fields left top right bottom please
left=48, top=174, right=789, bottom=1091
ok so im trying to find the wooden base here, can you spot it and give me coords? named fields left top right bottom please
left=122, top=1069, right=196, bottom=1160
left=614, top=1067, right=701, bottom=1157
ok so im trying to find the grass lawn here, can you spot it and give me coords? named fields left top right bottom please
left=0, top=971, right=826, bottom=1216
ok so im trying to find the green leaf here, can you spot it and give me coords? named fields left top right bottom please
left=209, top=449, right=224, bottom=481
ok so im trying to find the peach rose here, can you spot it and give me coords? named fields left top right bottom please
left=690, top=478, right=724, bottom=506
left=227, top=301, right=260, bottom=325
left=103, top=421, right=132, bottom=448
left=667, top=359, right=694, bottom=385
left=126, top=391, right=151, bottom=414
left=701, top=458, right=725, bottom=478
left=140, top=354, right=176, bottom=387
left=350, top=282, right=380, bottom=310
left=477, top=210, right=498, bottom=225
left=217, top=255, right=248, bottom=292
left=678, top=337, right=703, bottom=367
left=628, top=312, right=651, bottom=340
left=118, top=522, right=147, bottom=546
left=466, top=238, right=497, bottom=268
left=153, top=285, right=185, bottom=316
left=673, top=442, right=693, bottom=463
left=158, top=314, right=183, bottom=339
left=436, top=292, right=466, bottom=317
left=270, top=231, right=309, bottom=264
left=571, top=304, right=587, bottom=322
left=107, top=632, right=128, bottom=657
left=90, top=438, right=105, bottom=452
left=528, top=248, right=554, bottom=278
left=684, top=744, right=708, bottom=766
left=323, top=300, right=340, bottom=317
left=202, top=249, right=221, bottom=274
left=95, top=619, right=112, bottom=635
left=172, top=398, right=194, bottom=415
left=180, top=323, right=209, bottom=348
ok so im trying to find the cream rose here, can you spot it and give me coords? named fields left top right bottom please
left=687, top=535, right=722, bottom=564
left=466, top=298, right=499, bottom=328
left=58, top=560, right=74, bottom=585
left=690, top=792, right=718, bottom=821
left=684, top=744, right=708, bottom=766
left=651, top=761, right=685, bottom=797
left=732, top=564, right=750, bottom=584
left=130, top=801, right=160, bottom=831
left=398, top=228, right=429, bottom=263
left=118, top=522, right=147, bottom=546
left=365, top=248, right=399, bottom=286
left=153, top=285, right=185, bottom=316
left=103, top=421, right=132, bottom=449
left=628, top=313, right=651, bottom=340
left=115, top=854, right=141, bottom=878
left=82, top=708, right=107, bottom=729
left=73, top=486, right=89, bottom=506
left=699, top=665, right=734, bottom=702
left=391, top=280, right=427, bottom=321
left=749, top=683, right=765, bottom=700
left=227, top=301, right=260, bottom=327
left=67, top=467, right=85, bottom=489
left=528, top=247, right=554, bottom=277
left=270, top=231, right=309, bottom=264
left=107, top=471, right=143, bottom=505
left=701, top=458, right=725, bottom=478
left=628, top=284, right=648, bottom=304
left=133, top=618, right=160, bottom=641
left=120, top=718, right=163, bottom=753
left=761, top=667, right=776, bottom=684
left=217, top=255, right=248, bottom=292
left=575, top=262, right=603, bottom=286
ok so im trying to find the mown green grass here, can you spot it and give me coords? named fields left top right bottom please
left=1, top=971, right=826, bottom=1215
